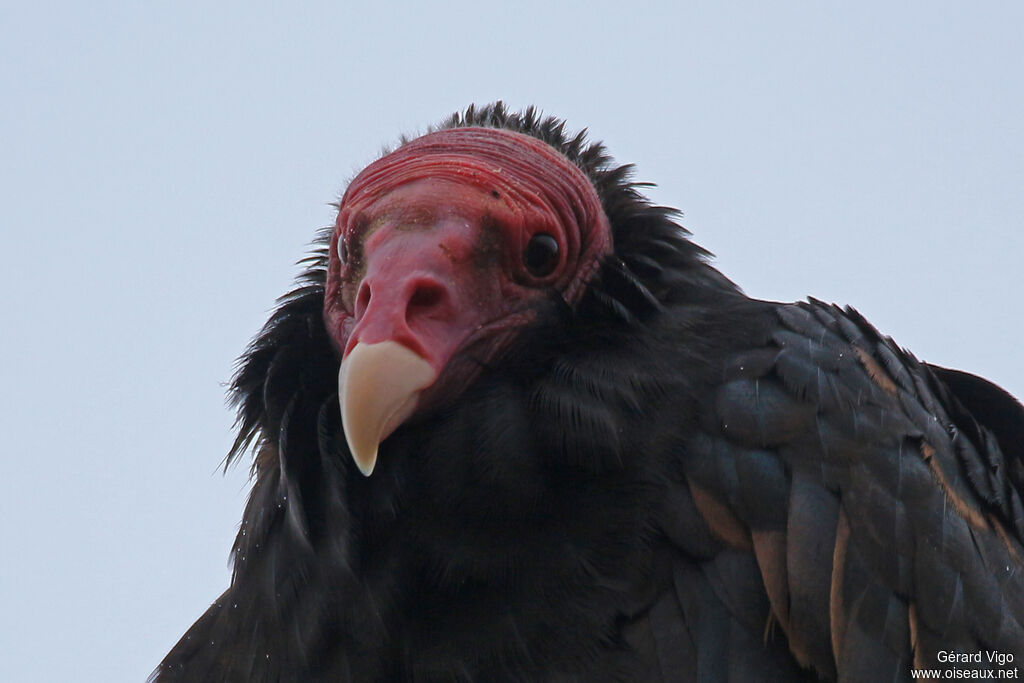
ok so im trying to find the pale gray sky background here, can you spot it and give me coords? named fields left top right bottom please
left=2, top=2, right=1022, bottom=681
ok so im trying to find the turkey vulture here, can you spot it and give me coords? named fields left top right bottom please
left=153, top=103, right=1024, bottom=682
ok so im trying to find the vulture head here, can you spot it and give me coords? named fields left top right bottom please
left=325, top=126, right=614, bottom=474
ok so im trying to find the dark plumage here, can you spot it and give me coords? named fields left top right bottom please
left=154, top=103, right=1024, bottom=682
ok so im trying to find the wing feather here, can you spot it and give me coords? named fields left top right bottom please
left=667, top=299, right=1024, bottom=681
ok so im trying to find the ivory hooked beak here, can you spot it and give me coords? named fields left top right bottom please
left=338, top=340, right=437, bottom=476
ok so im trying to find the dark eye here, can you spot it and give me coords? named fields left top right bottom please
left=336, top=236, right=349, bottom=266
left=523, top=233, right=560, bottom=277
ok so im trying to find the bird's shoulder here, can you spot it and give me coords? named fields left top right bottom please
left=692, top=297, right=1024, bottom=547
left=650, top=297, right=1024, bottom=680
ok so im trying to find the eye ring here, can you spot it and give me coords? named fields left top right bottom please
left=523, top=233, right=560, bottom=278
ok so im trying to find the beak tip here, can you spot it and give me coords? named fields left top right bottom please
left=355, top=455, right=377, bottom=477
left=342, top=417, right=380, bottom=477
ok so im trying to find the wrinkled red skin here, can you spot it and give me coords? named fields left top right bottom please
left=323, top=128, right=611, bottom=413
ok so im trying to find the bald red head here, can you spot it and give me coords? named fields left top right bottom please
left=323, top=128, right=613, bottom=470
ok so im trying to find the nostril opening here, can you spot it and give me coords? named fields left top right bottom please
left=407, top=282, right=445, bottom=316
left=355, top=282, right=372, bottom=319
